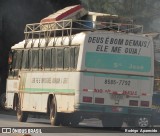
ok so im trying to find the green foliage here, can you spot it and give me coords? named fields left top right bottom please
left=81, top=0, right=160, bottom=32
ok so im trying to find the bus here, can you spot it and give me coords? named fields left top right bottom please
left=6, top=19, right=154, bottom=127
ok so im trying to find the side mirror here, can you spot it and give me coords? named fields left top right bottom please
left=8, top=51, right=13, bottom=65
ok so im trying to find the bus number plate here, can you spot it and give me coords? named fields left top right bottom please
left=111, top=94, right=124, bottom=101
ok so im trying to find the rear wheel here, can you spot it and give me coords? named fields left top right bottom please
left=50, top=97, right=60, bottom=126
left=16, top=99, right=28, bottom=122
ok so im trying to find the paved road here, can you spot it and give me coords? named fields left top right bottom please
left=0, top=111, right=159, bottom=136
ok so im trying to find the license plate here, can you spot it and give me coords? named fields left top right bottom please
left=111, top=94, right=124, bottom=101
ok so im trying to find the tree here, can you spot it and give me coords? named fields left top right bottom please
left=81, top=0, right=160, bottom=32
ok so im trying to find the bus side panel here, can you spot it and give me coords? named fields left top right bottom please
left=56, top=95, right=75, bottom=112
left=6, top=79, right=19, bottom=109
left=55, top=72, right=80, bottom=113
left=21, top=71, right=80, bottom=113
left=20, top=72, right=45, bottom=112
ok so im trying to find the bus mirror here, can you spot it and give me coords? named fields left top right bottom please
left=8, top=52, right=13, bottom=65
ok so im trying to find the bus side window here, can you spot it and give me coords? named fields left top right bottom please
left=51, top=48, right=56, bottom=69
left=10, top=51, right=16, bottom=69
left=21, top=50, right=29, bottom=69
left=70, top=47, right=79, bottom=69
left=70, top=48, right=75, bottom=69
left=12, top=50, right=23, bottom=69
left=39, top=49, right=43, bottom=69
left=75, top=47, right=79, bottom=68
left=64, top=48, right=70, bottom=70
left=31, top=50, right=39, bottom=69
left=57, top=48, right=63, bottom=70
left=44, top=49, right=51, bottom=70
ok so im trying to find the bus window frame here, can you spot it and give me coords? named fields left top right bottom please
left=56, top=47, right=64, bottom=71
left=21, top=49, right=30, bottom=70
left=30, top=49, right=39, bottom=70
left=44, top=48, right=52, bottom=70
left=63, top=47, right=70, bottom=70
left=11, top=49, right=23, bottom=70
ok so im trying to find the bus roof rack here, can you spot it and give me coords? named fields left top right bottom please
left=24, top=19, right=143, bottom=47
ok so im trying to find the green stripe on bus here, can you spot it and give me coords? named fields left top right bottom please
left=25, top=88, right=75, bottom=93
left=85, top=52, right=151, bottom=72
left=84, top=72, right=149, bottom=80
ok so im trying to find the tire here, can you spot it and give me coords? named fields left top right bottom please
left=16, top=99, right=28, bottom=122
left=135, top=116, right=150, bottom=127
left=102, top=116, right=123, bottom=128
left=50, top=97, right=60, bottom=126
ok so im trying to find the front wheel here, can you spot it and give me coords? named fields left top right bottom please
left=16, top=99, right=28, bottom=122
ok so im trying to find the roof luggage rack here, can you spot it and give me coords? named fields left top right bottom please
left=24, top=19, right=143, bottom=46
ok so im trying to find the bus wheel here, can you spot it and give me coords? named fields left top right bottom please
left=135, top=116, right=150, bottom=127
left=50, top=97, right=60, bottom=126
left=16, top=99, right=28, bottom=122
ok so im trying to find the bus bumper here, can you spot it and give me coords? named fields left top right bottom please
left=74, top=103, right=152, bottom=118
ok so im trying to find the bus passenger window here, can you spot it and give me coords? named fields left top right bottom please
left=70, top=48, right=75, bottom=69
left=44, top=49, right=51, bottom=69
left=21, top=50, right=29, bottom=69
left=51, top=48, right=56, bottom=69
left=32, top=50, right=39, bottom=69
left=12, top=50, right=23, bottom=69
left=57, top=48, right=63, bottom=69
left=75, top=47, right=79, bottom=68
left=39, top=49, right=43, bottom=69
left=64, top=48, right=70, bottom=69
left=70, top=47, right=79, bottom=69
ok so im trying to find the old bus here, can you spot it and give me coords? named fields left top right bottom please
left=6, top=19, right=154, bottom=127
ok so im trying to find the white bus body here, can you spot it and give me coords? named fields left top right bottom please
left=6, top=20, right=154, bottom=127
